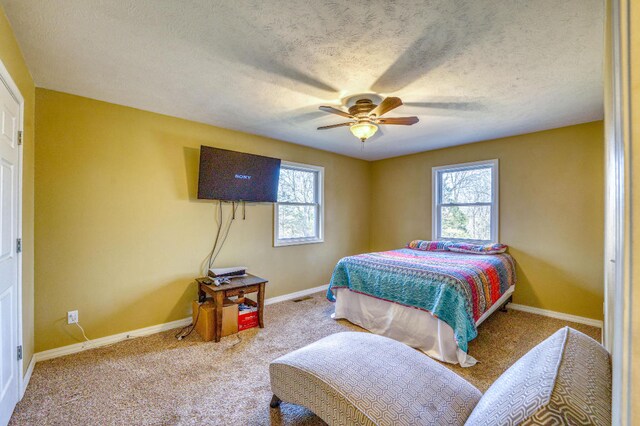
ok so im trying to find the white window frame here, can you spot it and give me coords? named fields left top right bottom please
left=274, top=161, right=324, bottom=247
left=432, top=159, right=499, bottom=243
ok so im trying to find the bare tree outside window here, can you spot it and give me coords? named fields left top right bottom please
left=275, top=163, right=324, bottom=246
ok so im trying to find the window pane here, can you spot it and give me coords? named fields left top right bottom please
left=278, top=205, right=317, bottom=239
left=441, top=205, right=491, bottom=241
left=278, top=168, right=316, bottom=203
left=441, top=167, right=492, bottom=204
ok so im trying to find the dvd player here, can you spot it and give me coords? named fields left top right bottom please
left=208, top=266, right=247, bottom=279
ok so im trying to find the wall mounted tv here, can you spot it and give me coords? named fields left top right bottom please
left=197, top=146, right=281, bottom=202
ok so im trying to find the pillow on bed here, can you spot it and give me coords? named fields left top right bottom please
left=448, top=242, right=508, bottom=254
left=407, top=240, right=453, bottom=251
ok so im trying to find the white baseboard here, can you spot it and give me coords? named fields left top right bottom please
left=507, top=303, right=603, bottom=328
left=20, top=356, right=35, bottom=399
left=32, top=284, right=330, bottom=364
left=34, top=317, right=192, bottom=363
left=264, top=284, right=329, bottom=305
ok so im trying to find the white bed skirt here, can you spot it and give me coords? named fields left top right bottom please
left=332, top=286, right=515, bottom=367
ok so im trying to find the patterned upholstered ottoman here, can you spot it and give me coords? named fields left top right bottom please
left=269, top=328, right=611, bottom=426
left=269, top=332, right=482, bottom=425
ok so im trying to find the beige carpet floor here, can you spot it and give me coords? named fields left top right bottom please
left=10, top=292, right=600, bottom=426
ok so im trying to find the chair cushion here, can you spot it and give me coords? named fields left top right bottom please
left=270, top=331, right=481, bottom=426
left=465, top=327, right=611, bottom=425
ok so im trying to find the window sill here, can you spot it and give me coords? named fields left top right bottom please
left=274, top=238, right=324, bottom=247
left=438, top=238, right=496, bottom=244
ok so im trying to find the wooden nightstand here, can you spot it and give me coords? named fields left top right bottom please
left=196, top=274, right=268, bottom=342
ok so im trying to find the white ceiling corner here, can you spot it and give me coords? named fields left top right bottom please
left=2, top=0, right=604, bottom=160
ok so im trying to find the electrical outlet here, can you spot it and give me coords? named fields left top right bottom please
left=67, top=310, right=78, bottom=324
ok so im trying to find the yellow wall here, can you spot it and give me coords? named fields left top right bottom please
left=34, top=89, right=370, bottom=352
left=0, top=7, right=35, bottom=373
left=370, top=122, right=605, bottom=320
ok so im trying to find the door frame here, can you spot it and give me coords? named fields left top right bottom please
left=0, top=58, right=24, bottom=400
left=606, top=0, right=633, bottom=423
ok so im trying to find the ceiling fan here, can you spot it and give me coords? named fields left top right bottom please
left=317, top=96, right=419, bottom=143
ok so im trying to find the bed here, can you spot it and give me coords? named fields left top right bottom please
left=326, top=247, right=516, bottom=367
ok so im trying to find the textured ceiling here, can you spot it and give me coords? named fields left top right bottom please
left=2, top=0, right=604, bottom=160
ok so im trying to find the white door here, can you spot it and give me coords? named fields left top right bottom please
left=0, top=76, right=20, bottom=426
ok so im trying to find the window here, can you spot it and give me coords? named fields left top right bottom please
left=274, top=161, right=324, bottom=246
left=432, top=159, right=498, bottom=243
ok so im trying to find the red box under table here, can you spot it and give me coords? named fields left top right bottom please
left=238, top=310, right=259, bottom=331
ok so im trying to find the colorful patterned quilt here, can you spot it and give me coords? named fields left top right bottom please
left=327, top=248, right=516, bottom=352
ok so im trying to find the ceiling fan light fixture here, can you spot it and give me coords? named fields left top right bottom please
left=350, top=122, right=378, bottom=142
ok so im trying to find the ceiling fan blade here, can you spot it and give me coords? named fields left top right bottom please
left=319, top=106, right=353, bottom=118
left=376, top=116, right=419, bottom=125
left=370, top=97, right=403, bottom=117
left=317, top=122, right=354, bottom=130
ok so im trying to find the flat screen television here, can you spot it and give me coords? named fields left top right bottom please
left=197, top=146, right=281, bottom=202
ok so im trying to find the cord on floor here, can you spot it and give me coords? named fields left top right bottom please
left=175, top=303, right=202, bottom=340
